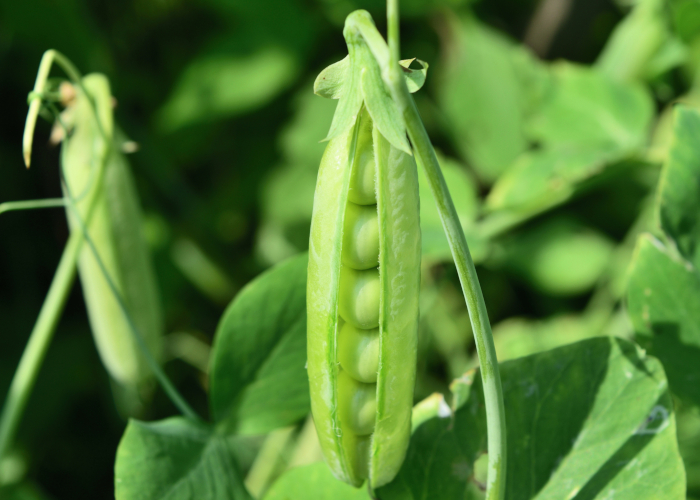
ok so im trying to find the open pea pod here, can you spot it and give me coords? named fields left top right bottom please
left=307, top=12, right=422, bottom=488
left=60, top=74, right=163, bottom=393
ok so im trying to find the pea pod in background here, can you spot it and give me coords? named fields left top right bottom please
left=306, top=14, right=426, bottom=488
left=60, top=74, right=163, bottom=404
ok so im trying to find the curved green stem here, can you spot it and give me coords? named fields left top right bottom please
left=354, top=6, right=508, bottom=498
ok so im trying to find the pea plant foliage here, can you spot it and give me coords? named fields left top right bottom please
left=1, top=1, right=698, bottom=499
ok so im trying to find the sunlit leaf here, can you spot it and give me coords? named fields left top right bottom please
left=379, top=337, right=685, bottom=499
left=157, top=46, right=299, bottom=132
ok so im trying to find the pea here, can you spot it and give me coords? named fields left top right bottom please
left=338, top=370, right=377, bottom=435
left=338, top=323, right=379, bottom=383
left=338, top=266, right=380, bottom=329
left=347, top=113, right=376, bottom=205
left=342, top=203, right=379, bottom=270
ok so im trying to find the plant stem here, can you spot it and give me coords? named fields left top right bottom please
left=368, top=4, right=508, bottom=497
left=0, top=230, right=81, bottom=466
left=0, top=198, right=66, bottom=216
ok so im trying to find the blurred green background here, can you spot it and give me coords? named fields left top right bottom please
left=1, top=0, right=700, bottom=497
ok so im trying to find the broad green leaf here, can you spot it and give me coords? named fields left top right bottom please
left=627, top=234, right=700, bottom=407
left=210, top=254, right=309, bottom=435
left=488, top=63, right=653, bottom=212
left=157, top=46, right=298, bottom=132
left=657, top=106, right=700, bottom=270
left=596, top=0, right=679, bottom=83
left=437, top=15, right=548, bottom=182
left=115, top=417, right=251, bottom=500
left=379, top=337, right=685, bottom=499
left=497, top=217, right=614, bottom=296
left=263, top=463, right=370, bottom=500
left=526, top=63, right=652, bottom=150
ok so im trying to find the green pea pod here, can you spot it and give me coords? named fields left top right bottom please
left=307, top=103, right=420, bottom=487
left=61, top=74, right=163, bottom=391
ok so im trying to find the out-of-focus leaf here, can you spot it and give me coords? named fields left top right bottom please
left=492, top=314, right=602, bottom=362
left=263, top=463, right=370, bottom=500
left=115, top=417, right=251, bottom=500
left=380, top=337, right=685, bottom=499
left=280, top=86, right=339, bottom=165
left=0, top=483, right=51, bottom=500
left=657, top=106, right=700, bottom=270
left=157, top=46, right=299, bottom=132
left=418, top=154, right=481, bottom=261
left=596, top=0, right=680, bottom=82
left=209, top=254, right=309, bottom=435
left=498, top=217, right=615, bottom=296
left=488, top=63, right=653, bottom=213
left=437, top=15, right=549, bottom=182
left=628, top=234, right=700, bottom=407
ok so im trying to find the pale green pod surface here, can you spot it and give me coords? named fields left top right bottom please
left=338, top=323, right=379, bottom=383
left=61, top=74, right=163, bottom=390
left=338, top=370, right=377, bottom=435
left=338, top=267, right=380, bottom=329
left=307, top=107, right=420, bottom=488
left=342, top=203, right=379, bottom=270
left=370, top=126, right=421, bottom=488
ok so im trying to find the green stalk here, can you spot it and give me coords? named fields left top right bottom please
left=0, top=147, right=107, bottom=466
left=360, top=5, right=507, bottom=498
left=0, top=230, right=81, bottom=465
left=0, top=198, right=66, bottom=216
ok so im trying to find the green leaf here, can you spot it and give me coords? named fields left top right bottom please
left=487, top=63, right=654, bottom=212
left=399, top=58, right=428, bottom=93
left=658, top=106, right=700, bottom=270
left=379, top=337, right=685, bottom=499
left=209, top=254, right=309, bottom=435
left=157, top=46, right=299, bottom=132
left=498, top=217, right=615, bottom=296
left=115, top=417, right=251, bottom=500
left=263, top=463, right=371, bottom=500
left=627, top=234, right=700, bottom=407
left=492, top=314, right=604, bottom=362
left=437, top=15, right=547, bottom=182
left=596, top=0, right=679, bottom=83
